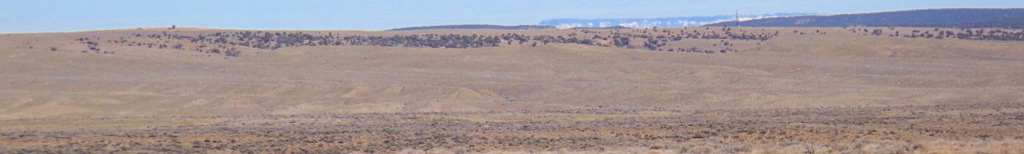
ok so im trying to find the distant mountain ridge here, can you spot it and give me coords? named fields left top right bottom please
left=704, top=8, right=1024, bottom=28
left=539, top=13, right=816, bottom=28
left=388, top=24, right=554, bottom=31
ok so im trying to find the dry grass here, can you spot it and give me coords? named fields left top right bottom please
left=1, top=27, right=1023, bottom=152
left=1, top=103, right=1022, bottom=153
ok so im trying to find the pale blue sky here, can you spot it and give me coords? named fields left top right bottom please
left=1, top=0, right=1022, bottom=33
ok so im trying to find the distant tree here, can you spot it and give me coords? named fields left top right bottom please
left=872, top=29, right=884, bottom=36
left=612, top=36, right=630, bottom=47
left=225, top=50, right=242, bottom=57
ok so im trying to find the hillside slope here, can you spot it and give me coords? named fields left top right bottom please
left=541, top=13, right=814, bottom=28
left=1, top=27, right=1022, bottom=119
left=3, top=28, right=1024, bottom=153
left=387, top=24, right=555, bottom=31
left=705, top=8, right=1024, bottom=28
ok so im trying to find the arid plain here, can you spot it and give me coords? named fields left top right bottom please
left=1, top=27, right=1023, bottom=153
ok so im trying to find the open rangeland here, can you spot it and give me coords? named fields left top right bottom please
left=1, top=27, right=1023, bottom=153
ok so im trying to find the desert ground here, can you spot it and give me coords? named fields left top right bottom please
left=1, top=27, right=1023, bottom=153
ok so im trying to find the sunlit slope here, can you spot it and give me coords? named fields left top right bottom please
left=1, top=28, right=1022, bottom=119
left=761, top=28, right=1024, bottom=60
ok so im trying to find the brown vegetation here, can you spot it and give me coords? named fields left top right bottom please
left=2, top=102, right=1022, bottom=153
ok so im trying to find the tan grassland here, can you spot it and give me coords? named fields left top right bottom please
left=1, top=27, right=1023, bottom=153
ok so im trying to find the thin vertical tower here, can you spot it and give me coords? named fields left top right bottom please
left=735, top=10, right=740, bottom=27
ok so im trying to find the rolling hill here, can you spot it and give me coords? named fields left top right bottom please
left=2, top=26, right=1023, bottom=153
left=2, top=26, right=1022, bottom=118
left=540, top=13, right=815, bottom=28
left=705, top=8, right=1024, bottom=28
left=387, top=24, right=554, bottom=31
left=911, top=16, right=1024, bottom=29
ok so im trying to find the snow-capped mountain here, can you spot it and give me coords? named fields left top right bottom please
left=539, top=13, right=816, bottom=28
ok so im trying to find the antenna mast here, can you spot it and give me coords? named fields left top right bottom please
left=735, top=10, right=740, bottom=27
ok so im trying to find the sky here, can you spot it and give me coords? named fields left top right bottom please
left=1, top=0, right=1023, bottom=33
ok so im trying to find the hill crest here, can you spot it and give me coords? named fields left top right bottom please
left=540, top=13, right=816, bottom=28
left=387, top=24, right=555, bottom=31
left=705, top=8, right=1024, bottom=28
